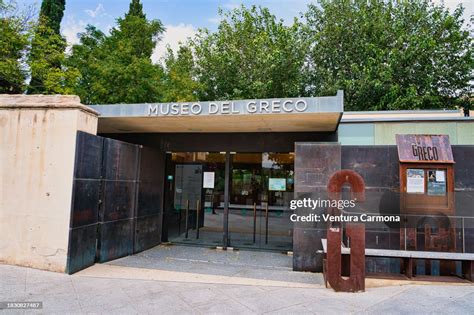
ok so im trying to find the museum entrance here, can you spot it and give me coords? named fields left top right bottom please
left=162, top=152, right=294, bottom=251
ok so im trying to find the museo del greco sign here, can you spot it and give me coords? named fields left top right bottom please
left=89, top=91, right=344, bottom=120
left=396, top=134, right=454, bottom=163
left=147, top=99, right=309, bottom=116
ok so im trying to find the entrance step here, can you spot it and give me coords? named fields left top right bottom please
left=76, top=264, right=323, bottom=288
left=101, top=244, right=324, bottom=286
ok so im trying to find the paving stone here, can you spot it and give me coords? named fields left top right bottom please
left=132, top=293, right=195, bottom=314
left=175, top=286, right=224, bottom=307
left=216, top=284, right=266, bottom=298
left=235, top=287, right=311, bottom=313
left=195, top=298, right=253, bottom=314
left=269, top=303, right=314, bottom=315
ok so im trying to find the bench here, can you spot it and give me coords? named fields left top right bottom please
left=320, top=239, right=474, bottom=281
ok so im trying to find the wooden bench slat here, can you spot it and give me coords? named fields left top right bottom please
left=320, top=239, right=474, bottom=261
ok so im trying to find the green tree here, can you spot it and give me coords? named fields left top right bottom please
left=0, top=0, right=31, bottom=93
left=162, top=45, right=202, bottom=102
left=36, top=0, right=64, bottom=34
left=27, top=0, right=75, bottom=94
left=192, top=5, right=307, bottom=100
left=68, top=0, right=165, bottom=104
left=126, top=0, right=145, bottom=19
left=304, top=0, right=473, bottom=111
left=65, top=25, right=106, bottom=104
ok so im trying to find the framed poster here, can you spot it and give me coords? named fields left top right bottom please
left=406, top=169, right=424, bottom=194
left=203, top=172, right=215, bottom=189
left=427, top=169, right=446, bottom=196
left=269, top=178, right=286, bottom=191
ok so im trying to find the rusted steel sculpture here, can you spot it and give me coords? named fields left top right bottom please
left=325, top=170, right=366, bottom=292
left=327, top=170, right=365, bottom=202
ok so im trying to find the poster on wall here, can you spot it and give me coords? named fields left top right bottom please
left=406, top=169, right=425, bottom=193
left=203, top=172, right=215, bottom=189
left=435, top=170, right=446, bottom=182
left=269, top=178, right=286, bottom=191
left=427, top=170, right=447, bottom=196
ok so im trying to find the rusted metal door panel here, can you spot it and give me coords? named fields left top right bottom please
left=97, top=138, right=140, bottom=262
left=66, top=131, right=102, bottom=274
left=68, top=133, right=164, bottom=272
left=100, top=181, right=136, bottom=222
left=134, top=147, right=164, bottom=253
left=97, top=220, right=134, bottom=262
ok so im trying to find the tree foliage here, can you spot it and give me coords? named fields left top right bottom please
left=27, top=0, right=72, bottom=94
left=192, top=5, right=307, bottom=101
left=304, top=0, right=473, bottom=110
left=67, top=0, right=164, bottom=104
left=0, top=0, right=31, bottom=93
left=162, top=45, right=202, bottom=102
left=37, top=0, right=64, bottom=34
left=1, top=0, right=472, bottom=111
left=28, top=22, right=79, bottom=94
left=126, top=0, right=145, bottom=19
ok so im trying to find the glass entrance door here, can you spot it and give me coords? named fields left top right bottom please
left=163, top=151, right=293, bottom=251
left=163, top=152, right=225, bottom=246
left=228, top=153, right=293, bottom=251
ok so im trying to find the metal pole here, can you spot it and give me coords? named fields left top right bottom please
left=223, top=152, right=230, bottom=249
left=265, top=203, right=269, bottom=244
left=462, top=217, right=465, bottom=253
left=178, top=207, right=181, bottom=235
left=185, top=200, right=189, bottom=239
left=196, top=199, right=200, bottom=239
left=404, top=219, right=407, bottom=250
left=253, top=203, right=257, bottom=244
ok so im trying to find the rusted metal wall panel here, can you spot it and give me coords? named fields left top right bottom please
left=293, top=143, right=341, bottom=272
left=452, top=146, right=474, bottom=254
left=341, top=146, right=401, bottom=274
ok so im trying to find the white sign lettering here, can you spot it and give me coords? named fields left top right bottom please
left=147, top=99, right=309, bottom=116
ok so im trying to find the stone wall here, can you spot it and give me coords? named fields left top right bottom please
left=0, top=95, right=98, bottom=272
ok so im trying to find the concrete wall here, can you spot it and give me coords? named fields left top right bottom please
left=0, top=95, right=98, bottom=272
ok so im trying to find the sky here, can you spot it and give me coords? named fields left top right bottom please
left=19, top=0, right=473, bottom=64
